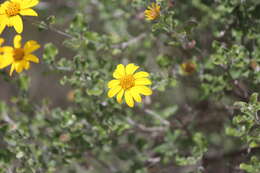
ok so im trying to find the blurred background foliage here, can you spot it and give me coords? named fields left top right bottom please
left=1, top=0, right=260, bottom=172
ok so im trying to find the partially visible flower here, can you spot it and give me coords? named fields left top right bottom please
left=0, top=0, right=39, bottom=34
left=144, top=2, right=160, bottom=21
left=180, top=61, right=196, bottom=75
left=107, top=63, right=152, bottom=107
left=0, top=37, right=12, bottom=58
left=250, top=60, right=260, bottom=72
left=0, top=35, right=40, bottom=76
left=67, top=90, right=75, bottom=102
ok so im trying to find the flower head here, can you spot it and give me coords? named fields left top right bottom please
left=0, top=37, right=12, bottom=57
left=0, top=0, right=39, bottom=34
left=108, top=64, right=153, bottom=107
left=144, top=2, right=160, bottom=21
left=0, top=35, right=40, bottom=76
left=180, top=61, right=196, bottom=75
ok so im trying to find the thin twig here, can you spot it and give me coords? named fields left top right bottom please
left=87, top=152, right=117, bottom=173
left=26, top=18, right=75, bottom=39
left=127, top=117, right=166, bottom=133
left=144, top=109, right=170, bottom=126
left=111, top=33, right=147, bottom=49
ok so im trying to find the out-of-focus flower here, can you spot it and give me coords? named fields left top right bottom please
left=144, top=2, right=160, bottom=21
left=0, top=0, right=39, bottom=34
left=67, top=90, right=75, bottom=102
left=250, top=60, right=260, bottom=72
left=108, top=63, right=152, bottom=107
left=0, top=35, right=40, bottom=76
left=180, top=61, right=196, bottom=75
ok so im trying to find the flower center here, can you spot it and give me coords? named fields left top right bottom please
left=6, top=2, right=20, bottom=17
left=13, top=48, right=25, bottom=61
left=151, top=10, right=159, bottom=18
left=120, top=75, right=135, bottom=90
left=182, top=62, right=196, bottom=74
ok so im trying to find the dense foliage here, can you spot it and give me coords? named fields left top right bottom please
left=1, top=0, right=260, bottom=172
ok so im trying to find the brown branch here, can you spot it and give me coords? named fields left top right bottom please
left=111, top=33, right=146, bottom=49
left=203, top=147, right=260, bottom=165
left=127, top=117, right=166, bottom=133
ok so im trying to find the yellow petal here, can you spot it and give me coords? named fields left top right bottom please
left=19, top=9, right=38, bottom=16
left=14, top=0, right=39, bottom=9
left=10, top=15, right=23, bottom=33
left=24, top=61, right=30, bottom=70
left=13, top=35, right=22, bottom=48
left=9, top=64, right=15, bottom=76
left=135, top=78, right=152, bottom=85
left=24, top=40, right=40, bottom=54
left=25, top=54, right=39, bottom=63
left=130, top=88, right=142, bottom=103
left=1, top=46, right=14, bottom=53
left=116, top=89, right=124, bottom=104
left=0, top=38, right=4, bottom=46
left=0, top=55, right=13, bottom=69
left=113, top=64, right=125, bottom=79
left=15, top=61, right=24, bottom=73
left=132, top=86, right=152, bottom=96
left=0, top=5, right=5, bottom=14
left=0, top=15, right=7, bottom=34
left=107, top=79, right=120, bottom=88
left=133, top=71, right=149, bottom=79
left=125, top=63, right=139, bottom=75
left=108, top=85, right=122, bottom=98
left=125, top=90, right=134, bottom=107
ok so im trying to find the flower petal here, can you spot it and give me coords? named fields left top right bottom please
left=24, top=40, right=40, bottom=54
left=0, top=15, right=7, bottom=34
left=108, top=85, right=122, bottom=98
left=113, top=64, right=125, bottom=79
left=0, top=54, right=13, bottom=69
left=126, top=63, right=139, bottom=75
left=135, top=78, right=152, bottom=85
left=125, top=90, right=134, bottom=107
left=130, top=87, right=142, bottom=103
left=19, top=8, right=38, bottom=16
left=0, top=38, right=4, bottom=46
left=132, top=86, right=152, bottom=96
left=1, top=46, right=14, bottom=53
left=10, top=15, right=23, bottom=33
left=9, top=64, right=15, bottom=76
left=24, top=61, right=30, bottom=70
left=107, top=79, right=120, bottom=88
left=15, top=61, right=24, bottom=73
left=12, top=0, right=39, bottom=9
left=25, top=54, right=39, bottom=63
left=133, top=71, right=149, bottom=79
left=116, top=89, right=124, bottom=104
left=13, top=35, right=22, bottom=48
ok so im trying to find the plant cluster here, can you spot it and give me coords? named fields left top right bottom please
left=0, top=0, right=260, bottom=173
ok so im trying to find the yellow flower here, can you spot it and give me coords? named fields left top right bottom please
left=108, top=64, right=153, bottom=107
left=0, top=35, right=40, bottom=76
left=180, top=61, right=196, bottom=75
left=0, top=0, right=39, bottom=34
left=144, top=2, right=161, bottom=21
left=0, top=37, right=12, bottom=57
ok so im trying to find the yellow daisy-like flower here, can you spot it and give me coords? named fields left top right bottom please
left=0, top=0, right=39, bottom=34
left=180, top=61, right=197, bottom=75
left=108, top=64, right=153, bottom=107
left=144, top=2, right=161, bottom=21
left=0, top=35, right=40, bottom=76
